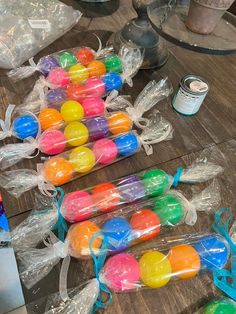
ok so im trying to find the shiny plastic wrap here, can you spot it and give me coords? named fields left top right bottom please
left=58, top=146, right=224, bottom=223
left=8, top=39, right=113, bottom=81
left=0, top=113, right=173, bottom=197
left=18, top=232, right=230, bottom=305
left=16, top=46, right=143, bottom=114
left=16, top=181, right=220, bottom=289
left=0, top=78, right=173, bottom=169
left=197, top=297, right=236, bottom=313
left=0, top=0, right=82, bottom=69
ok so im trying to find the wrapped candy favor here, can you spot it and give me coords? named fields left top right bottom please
left=16, top=182, right=220, bottom=289
left=8, top=38, right=113, bottom=81
left=0, top=113, right=173, bottom=197
left=0, top=78, right=173, bottom=169
left=15, top=46, right=143, bottom=114
left=58, top=146, right=224, bottom=223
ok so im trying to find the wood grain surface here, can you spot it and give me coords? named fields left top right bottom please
left=0, top=0, right=236, bottom=313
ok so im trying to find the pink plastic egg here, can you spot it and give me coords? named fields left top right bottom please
left=48, top=68, right=70, bottom=87
left=81, top=97, right=105, bottom=117
left=84, top=77, right=106, bottom=97
left=92, top=138, right=118, bottom=165
left=62, top=190, right=94, bottom=222
left=39, top=129, right=66, bottom=155
left=102, top=253, right=140, bottom=292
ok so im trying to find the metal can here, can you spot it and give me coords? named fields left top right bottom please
left=172, top=75, right=209, bottom=116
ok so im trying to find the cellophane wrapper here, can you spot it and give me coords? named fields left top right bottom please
left=16, top=180, right=220, bottom=289
left=0, top=0, right=82, bottom=69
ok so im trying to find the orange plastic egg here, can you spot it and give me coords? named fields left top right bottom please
left=168, top=244, right=201, bottom=279
left=42, top=157, right=73, bottom=186
left=68, top=220, right=102, bottom=257
left=107, top=112, right=132, bottom=135
left=38, top=108, right=63, bottom=130
left=87, top=60, right=106, bottom=78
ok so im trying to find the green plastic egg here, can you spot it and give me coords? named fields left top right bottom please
left=59, top=52, right=78, bottom=68
left=203, top=298, right=236, bottom=314
left=153, top=193, right=184, bottom=225
left=142, top=169, right=170, bottom=197
left=104, top=55, right=122, bottom=73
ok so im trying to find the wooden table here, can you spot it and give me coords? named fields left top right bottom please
left=0, top=1, right=236, bottom=313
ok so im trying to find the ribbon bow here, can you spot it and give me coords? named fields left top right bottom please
left=212, top=208, right=236, bottom=301
left=126, top=106, right=149, bottom=129
left=172, top=167, right=184, bottom=188
left=0, top=104, right=15, bottom=140
left=52, top=187, right=68, bottom=242
left=89, top=232, right=112, bottom=312
left=36, top=163, right=56, bottom=197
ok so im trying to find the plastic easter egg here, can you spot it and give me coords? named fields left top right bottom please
left=47, top=68, right=70, bottom=87
left=103, top=73, right=123, bottom=92
left=84, top=77, right=106, bottom=97
left=68, top=220, right=101, bottom=257
left=107, top=112, right=132, bottom=135
left=85, top=116, right=109, bottom=141
left=194, top=234, right=229, bottom=271
left=75, top=48, right=95, bottom=65
left=62, top=190, right=94, bottom=222
left=39, top=129, right=66, bottom=155
left=114, top=132, right=139, bottom=157
left=66, top=84, right=87, bottom=102
left=103, top=217, right=131, bottom=251
left=153, top=193, right=184, bottom=226
left=64, top=121, right=89, bottom=146
left=68, top=64, right=89, bottom=83
left=92, top=138, right=118, bottom=165
left=38, top=108, right=63, bottom=131
left=139, top=251, right=172, bottom=288
left=203, top=298, right=236, bottom=314
left=43, top=157, right=73, bottom=186
left=59, top=52, right=77, bottom=68
left=104, top=55, right=122, bottom=73
left=38, top=56, right=59, bottom=76
left=12, top=115, right=39, bottom=140
left=117, top=175, right=145, bottom=203
left=102, top=253, right=140, bottom=292
left=47, top=89, right=66, bottom=104
left=81, top=97, right=105, bottom=117
left=87, top=60, right=106, bottom=78
left=130, top=209, right=161, bottom=242
left=60, top=100, right=84, bottom=123
left=168, top=244, right=201, bottom=279
left=142, top=169, right=170, bottom=197
left=69, top=146, right=95, bottom=173
left=92, top=182, right=120, bottom=213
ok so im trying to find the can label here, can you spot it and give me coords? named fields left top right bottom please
left=172, top=75, right=209, bottom=115
left=173, top=87, right=207, bottom=115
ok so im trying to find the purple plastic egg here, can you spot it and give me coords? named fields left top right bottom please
left=85, top=116, right=109, bottom=141
left=38, top=56, right=59, bottom=76
left=117, top=175, right=146, bottom=203
left=47, top=89, right=67, bottom=104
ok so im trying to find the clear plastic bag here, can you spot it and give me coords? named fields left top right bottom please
left=0, top=78, right=173, bottom=169
left=16, top=181, right=220, bottom=289
left=197, top=297, right=236, bottom=314
left=0, top=113, right=173, bottom=197
left=16, top=46, right=143, bottom=114
left=0, top=0, right=82, bottom=69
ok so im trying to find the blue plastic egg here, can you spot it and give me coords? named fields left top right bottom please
left=102, top=73, right=123, bottom=92
left=12, top=115, right=39, bottom=140
left=114, top=132, right=139, bottom=157
left=103, top=217, right=131, bottom=251
left=194, top=234, right=229, bottom=271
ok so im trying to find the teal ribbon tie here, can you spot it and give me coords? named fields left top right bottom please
left=89, top=231, right=112, bottom=312
left=212, top=208, right=236, bottom=301
left=173, top=167, right=183, bottom=188
left=52, top=187, right=68, bottom=242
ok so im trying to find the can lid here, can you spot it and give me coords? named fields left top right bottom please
left=189, top=80, right=208, bottom=93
